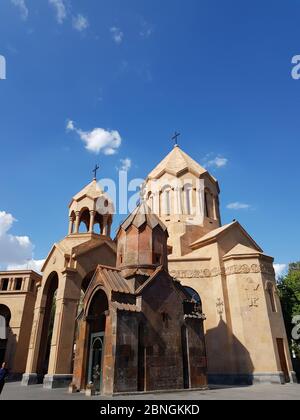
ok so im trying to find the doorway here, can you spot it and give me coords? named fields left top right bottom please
left=86, top=289, right=108, bottom=392
left=88, top=333, right=104, bottom=393
left=276, top=338, right=290, bottom=383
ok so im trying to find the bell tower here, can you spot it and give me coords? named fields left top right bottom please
left=68, top=179, right=114, bottom=238
left=143, top=144, right=221, bottom=256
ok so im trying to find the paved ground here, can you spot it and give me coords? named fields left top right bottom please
left=0, top=382, right=299, bottom=400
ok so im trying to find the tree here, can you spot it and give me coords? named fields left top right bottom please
left=277, top=262, right=300, bottom=358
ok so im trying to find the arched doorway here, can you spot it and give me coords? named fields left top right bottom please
left=36, top=272, right=58, bottom=377
left=0, top=305, right=11, bottom=365
left=181, top=287, right=203, bottom=389
left=86, top=289, right=108, bottom=393
left=184, top=286, right=202, bottom=311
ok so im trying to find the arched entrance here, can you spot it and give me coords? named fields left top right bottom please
left=36, top=272, right=58, bottom=376
left=0, top=305, right=11, bottom=365
left=86, top=289, right=108, bottom=392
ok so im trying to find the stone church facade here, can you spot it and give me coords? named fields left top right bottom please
left=0, top=144, right=296, bottom=393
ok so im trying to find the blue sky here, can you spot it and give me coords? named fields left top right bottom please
left=0, top=0, right=300, bottom=274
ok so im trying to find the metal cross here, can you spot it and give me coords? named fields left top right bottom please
left=92, top=164, right=100, bottom=180
left=172, top=131, right=181, bottom=146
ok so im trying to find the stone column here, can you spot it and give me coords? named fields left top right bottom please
left=68, top=216, right=74, bottom=235
left=22, top=285, right=47, bottom=386
left=107, top=218, right=112, bottom=238
left=43, top=270, right=81, bottom=389
left=74, top=211, right=80, bottom=234
left=102, top=215, right=109, bottom=236
left=72, top=317, right=89, bottom=390
left=89, top=210, right=96, bottom=233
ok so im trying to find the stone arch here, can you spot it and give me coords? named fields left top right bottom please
left=0, top=305, right=11, bottom=365
left=36, top=271, right=59, bottom=375
left=85, top=288, right=109, bottom=392
left=183, top=286, right=202, bottom=311
left=78, top=208, right=90, bottom=233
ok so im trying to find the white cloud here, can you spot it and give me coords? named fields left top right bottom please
left=274, top=263, right=288, bottom=279
left=11, top=0, right=29, bottom=21
left=0, top=211, right=35, bottom=268
left=140, top=20, right=154, bottom=39
left=49, top=0, right=67, bottom=24
left=226, top=202, right=250, bottom=210
left=66, top=119, right=122, bottom=155
left=7, top=259, right=45, bottom=273
left=73, top=14, right=89, bottom=32
left=205, top=155, right=228, bottom=168
left=118, top=158, right=132, bottom=172
left=110, top=27, right=124, bottom=44
left=66, top=119, right=75, bottom=130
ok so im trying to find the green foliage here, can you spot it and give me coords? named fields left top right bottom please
left=278, top=262, right=300, bottom=358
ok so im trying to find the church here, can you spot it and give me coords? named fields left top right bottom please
left=0, top=143, right=296, bottom=394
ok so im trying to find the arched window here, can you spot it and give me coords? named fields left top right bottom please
left=267, top=282, right=277, bottom=313
left=161, top=186, right=172, bottom=216
left=184, top=184, right=193, bottom=215
left=205, top=190, right=214, bottom=219
left=0, top=305, right=11, bottom=341
left=78, top=208, right=90, bottom=233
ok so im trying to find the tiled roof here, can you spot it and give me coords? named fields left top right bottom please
left=119, top=202, right=167, bottom=232
left=111, top=302, right=140, bottom=312
left=96, top=266, right=133, bottom=294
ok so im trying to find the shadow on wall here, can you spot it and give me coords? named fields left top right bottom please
left=206, top=318, right=254, bottom=386
left=0, top=327, right=18, bottom=382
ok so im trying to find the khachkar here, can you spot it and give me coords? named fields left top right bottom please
left=22, top=175, right=116, bottom=388
left=143, top=143, right=297, bottom=385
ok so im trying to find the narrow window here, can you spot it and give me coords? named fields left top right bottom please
left=15, top=278, right=23, bottom=291
left=185, top=186, right=192, bottom=215
left=267, top=283, right=277, bottom=312
left=204, top=192, right=209, bottom=217
left=165, top=190, right=171, bottom=215
left=1, top=279, right=9, bottom=291
left=30, top=279, right=35, bottom=293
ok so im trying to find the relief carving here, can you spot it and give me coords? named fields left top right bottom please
left=170, top=262, right=274, bottom=280
left=245, top=278, right=260, bottom=308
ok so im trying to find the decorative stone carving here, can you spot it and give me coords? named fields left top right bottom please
left=216, top=298, right=224, bottom=316
left=170, top=262, right=274, bottom=280
left=245, top=278, right=260, bottom=308
left=169, top=269, right=211, bottom=279
left=225, top=263, right=274, bottom=277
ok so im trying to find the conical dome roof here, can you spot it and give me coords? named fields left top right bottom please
left=119, top=201, right=168, bottom=232
left=147, top=145, right=208, bottom=180
left=72, top=179, right=104, bottom=202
